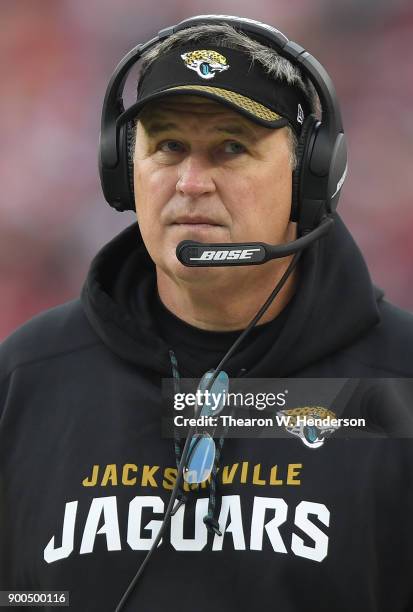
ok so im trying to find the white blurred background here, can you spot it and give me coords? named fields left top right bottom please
left=1, top=0, right=412, bottom=339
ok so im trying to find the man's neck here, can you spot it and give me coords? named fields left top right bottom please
left=156, top=257, right=298, bottom=331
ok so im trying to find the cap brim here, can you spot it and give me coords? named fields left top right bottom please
left=118, top=86, right=289, bottom=129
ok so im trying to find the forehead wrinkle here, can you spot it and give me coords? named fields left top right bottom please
left=140, top=112, right=261, bottom=142
left=142, top=121, right=179, bottom=135
left=215, top=125, right=259, bottom=142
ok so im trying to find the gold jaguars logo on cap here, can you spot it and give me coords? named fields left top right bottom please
left=180, top=50, right=230, bottom=80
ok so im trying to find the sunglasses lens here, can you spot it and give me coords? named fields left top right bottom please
left=184, top=434, right=215, bottom=484
left=197, top=370, right=229, bottom=417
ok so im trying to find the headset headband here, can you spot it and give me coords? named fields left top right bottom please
left=99, top=14, right=347, bottom=231
left=100, top=15, right=343, bottom=170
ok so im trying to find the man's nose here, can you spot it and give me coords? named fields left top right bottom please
left=176, top=154, right=216, bottom=198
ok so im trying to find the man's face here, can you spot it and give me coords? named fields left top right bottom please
left=133, top=95, right=296, bottom=283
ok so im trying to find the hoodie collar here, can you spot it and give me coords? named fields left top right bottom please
left=81, top=214, right=382, bottom=377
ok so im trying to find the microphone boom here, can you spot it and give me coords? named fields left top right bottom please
left=176, top=216, right=334, bottom=267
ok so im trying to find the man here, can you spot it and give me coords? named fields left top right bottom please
left=1, top=16, right=413, bottom=612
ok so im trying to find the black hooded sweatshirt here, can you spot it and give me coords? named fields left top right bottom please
left=1, top=214, right=413, bottom=612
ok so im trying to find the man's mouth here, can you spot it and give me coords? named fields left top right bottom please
left=172, top=216, right=223, bottom=227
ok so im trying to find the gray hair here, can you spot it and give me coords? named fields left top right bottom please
left=132, top=23, right=321, bottom=170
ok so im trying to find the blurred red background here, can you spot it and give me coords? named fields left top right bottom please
left=1, top=0, right=412, bottom=339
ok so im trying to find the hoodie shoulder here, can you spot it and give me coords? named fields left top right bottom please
left=0, top=299, right=99, bottom=382
left=346, top=298, right=413, bottom=376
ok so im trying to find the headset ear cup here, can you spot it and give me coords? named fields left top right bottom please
left=290, top=116, right=318, bottom=223
left=111, top=121, right=136, bottom=212
left=126, top=120, right=136, bottom=211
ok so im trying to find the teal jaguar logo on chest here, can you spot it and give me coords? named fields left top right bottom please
left=277, top=406, right=340, bottom=449
left=181, top=50, right=230, bottom=80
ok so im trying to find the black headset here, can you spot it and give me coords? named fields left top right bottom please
left=99, top=14, right=347, bottom=236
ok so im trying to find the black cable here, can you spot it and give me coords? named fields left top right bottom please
left=209, top=250, right=302, bottom=386
left=114, top=248, right=303, bottom=610
left=114, top=420, right=196, bottom=611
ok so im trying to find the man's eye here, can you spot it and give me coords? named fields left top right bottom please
left=222, top=141, right=247, bottom=155
left=159, top=140, right=185, bottom=153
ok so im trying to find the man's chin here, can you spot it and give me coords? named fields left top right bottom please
left=156, top=253, right=225, bottom=286
left=171, top=260, right=219, bottom=283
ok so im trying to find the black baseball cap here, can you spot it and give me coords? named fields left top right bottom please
left=124, top=46, right=311, bottom=135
